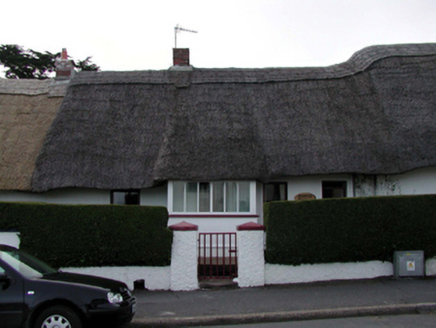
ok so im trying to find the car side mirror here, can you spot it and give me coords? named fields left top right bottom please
left=0, top=274, right=11, bottom=290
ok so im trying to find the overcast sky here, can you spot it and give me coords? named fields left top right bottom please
left=1, top=0, right=436, bottom=73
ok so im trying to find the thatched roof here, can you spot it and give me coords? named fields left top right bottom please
left=0, top=79, right=67, bottom=190
left=26, top=43, right=436, bottom=191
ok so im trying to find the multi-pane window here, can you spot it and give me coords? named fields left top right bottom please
left=172, top=181, right=251, bottom=213
left=322, top=181, right=347, bottom=198
left=264, top=182, right=287, bottom=202
left=111, top=190, right=140, bottom=205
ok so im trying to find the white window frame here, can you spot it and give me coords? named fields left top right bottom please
left=168, top=181, right=256, bottom=214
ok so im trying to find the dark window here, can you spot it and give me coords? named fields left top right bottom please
left=264, top=182, right=287, bottom=202
left=322, top=181, right=347, bottom=198
left=111, top=190, right=140, bottom=205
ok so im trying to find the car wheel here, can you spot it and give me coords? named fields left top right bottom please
left=34, top=305, right=83, bottom=328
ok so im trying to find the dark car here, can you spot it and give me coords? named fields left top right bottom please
left=0, top=244, right=136, bottom=328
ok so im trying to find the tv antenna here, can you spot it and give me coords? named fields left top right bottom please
left=174, top=24, right=198, bottom=48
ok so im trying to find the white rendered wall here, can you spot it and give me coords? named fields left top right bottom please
left=286, top=174, right=354, bottom=200
left=425, top=259, right=436, bottom=276
left=0, top=188, right=109, bottom=204
left=237, top=230, right=265, bottom=287
left=2, top=167, right=436, bottom=206
left=265, top=261, right=393, bottom=285
left=57, top=258, right=436, bottom=290
left=282, top=167, right=436, bottom=200
left=0, top=186, right=168, bottom=206
left=46, top=188, right=109, bottom=204
left=62, top=266, right=171, bottom=291
left=256, top=181, right=264, bottom=224
left=141, top=184, right=168, bottom=206
left=0, top=232, right=20, bottom=248
left=355, top=167, right=436, bottom=197
left=376, top=167, right=436, bottom=196
left=0, top=191, right=45, bottom=203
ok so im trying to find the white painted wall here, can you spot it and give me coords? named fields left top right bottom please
left=0, top=186, right=168, bottom=206
left=283, top=167, right=436, bottom=200
left=425, top=259, right=436, bottom=276
left=0, top=232, right=20, bottom=248
left=256, top=181, right=264, bottom=224
left=0, top=188, right=109, bottom=204
left=374, top=167, right=436, bottom=196
left=355, top=167, right=436, bottom=197
left=140, top=184, right=168, bottom=206
left=60, top=258, right=436, bottom=290
left=265, top=258, right=436, bottom=285
left=286, top=174, right=354, bottom=200
left=2, top=167, right=436, bottom=206
left=265, top=261, right=394, bottom=285
left=62, top=266, right=171, bottom=291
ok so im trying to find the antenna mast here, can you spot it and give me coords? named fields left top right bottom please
left=174, top=24, right=198, bottom=48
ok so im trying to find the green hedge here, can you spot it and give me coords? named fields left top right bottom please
left=265, top=195, right=436, bottom=265
left=0, top=202, right=172, bottom=267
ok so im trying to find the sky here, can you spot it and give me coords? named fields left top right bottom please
left=1, top=0, right=436, bottom=74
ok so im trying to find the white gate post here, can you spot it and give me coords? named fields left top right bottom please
left=169, top=221, right=199, bottom=291
left=237, top=222, right=266, bottom=288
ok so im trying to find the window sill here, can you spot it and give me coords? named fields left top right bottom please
left=169, top=214, right=259, bottom=218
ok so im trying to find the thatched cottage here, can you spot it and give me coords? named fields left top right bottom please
left=1, top=44, right=436, bottom=231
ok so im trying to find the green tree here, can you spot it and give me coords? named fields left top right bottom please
left=0, top=44, right=99, bottom=79
left=73, top=57, right=100, bottom=72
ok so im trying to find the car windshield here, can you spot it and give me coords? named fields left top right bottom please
left=0, top=247, right=57, bottom=279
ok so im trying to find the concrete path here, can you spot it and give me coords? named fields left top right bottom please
left=130, top=277, right=436, bottom=327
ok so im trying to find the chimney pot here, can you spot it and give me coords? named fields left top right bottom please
left=61, top=48, right=68, bottom=60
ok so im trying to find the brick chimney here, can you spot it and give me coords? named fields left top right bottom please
left=173, top=48, right=190, bottom=66
left=55, top=48, right=75, bottom=80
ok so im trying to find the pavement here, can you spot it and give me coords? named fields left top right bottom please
left=129, top=277, right=436, bottom=327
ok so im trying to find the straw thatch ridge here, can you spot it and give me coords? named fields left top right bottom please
left=0, top=79, right=67, bottom=190
left=31, top=43, right=436, bottom=192
left=0, top=78, right=69, bottom=97
left=71, top=43, right=436, bottom=85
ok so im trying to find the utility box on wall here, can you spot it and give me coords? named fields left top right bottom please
left=394, top=251, right=424, bottom=278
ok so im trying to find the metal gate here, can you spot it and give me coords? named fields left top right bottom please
left=198, top=233, right=237, bottom=280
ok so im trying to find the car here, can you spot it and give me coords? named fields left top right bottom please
left=0, top=244, right=136, bottom=328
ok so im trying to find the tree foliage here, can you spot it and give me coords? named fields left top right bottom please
left=0, top=44, right=99, bottom=79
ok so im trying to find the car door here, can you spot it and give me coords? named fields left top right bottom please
left=0, top=262, right=25, bottom=328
